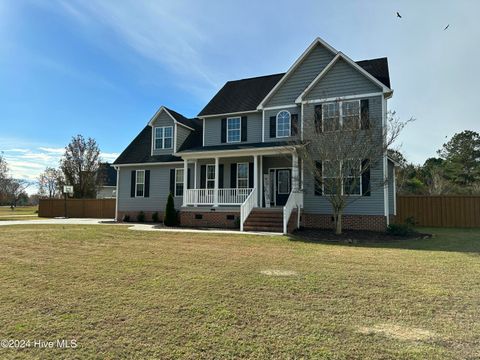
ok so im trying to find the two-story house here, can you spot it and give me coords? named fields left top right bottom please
left=113, top=37, right=397, bottom=233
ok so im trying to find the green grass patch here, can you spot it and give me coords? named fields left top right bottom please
left=0, top=225, right=478, bottom=359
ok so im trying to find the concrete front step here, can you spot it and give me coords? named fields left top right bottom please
left=244, top=208, right=284, bottom=232
left=243, top=225, right=283, bottom=232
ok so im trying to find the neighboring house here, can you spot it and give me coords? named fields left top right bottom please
left=113, top=37, right=397, bottom=233
left=96, top=163, right=117, bottom=199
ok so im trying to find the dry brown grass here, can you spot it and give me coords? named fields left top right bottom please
left=0, top=225, right=478, bottom=359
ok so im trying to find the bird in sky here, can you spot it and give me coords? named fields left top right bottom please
left=444, top=24, right=450, bottom=30
left=396, top=12, right=402, bottom=18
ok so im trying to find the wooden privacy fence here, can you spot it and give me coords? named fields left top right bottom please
left=396, top=195, right=480, bottom=228
left=39, top=199, right=116, bottom=219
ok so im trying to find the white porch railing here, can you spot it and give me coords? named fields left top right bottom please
left=283, top=190, right=303, bottom=234
left=240, top=188, right=257, bottom=232
left=184, top=188, right=254, bottom=206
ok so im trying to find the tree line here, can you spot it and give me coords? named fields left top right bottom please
left=0, top=135, right=108, bottom=206
left=389, top=130, right=480, bottom=195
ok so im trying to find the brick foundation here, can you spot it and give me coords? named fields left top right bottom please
left=302, top=213, right=387, bottom=232
left=179, top=210, right=240, bottom=229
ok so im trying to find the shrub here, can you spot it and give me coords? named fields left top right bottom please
left=122, top=214, right=130, bottom=222
left=164, top=193, right=177, bottom=226
left=137, top=211, right=146, bottom=222
left=152, top=212, right=160, bottom=223
left=386, top=223, right=415, bottom=237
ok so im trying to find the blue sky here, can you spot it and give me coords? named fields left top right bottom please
left=1, top=0, right=479, bottom=191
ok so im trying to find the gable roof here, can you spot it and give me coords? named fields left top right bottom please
left=97, top=163, right=117, bottom=186
left=198, top=73, right=284, bottom=117
left=148, top=106, right=197, bottom=131
left=296, top=52, right=392, bottom=103
left=198, top=58, right=391, bottom=116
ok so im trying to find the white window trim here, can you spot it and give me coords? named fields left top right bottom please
left=321, top=100, right=360, bottom=132
left=174, top=168, right=185, bottom=197
left=322, top=160, right=362, bottom=196
left=206, top=164, right=215, bottom=189
left=236, top=162, right=249, bottom=189
left=276, top=110, right=291, bottom=138
left=226, top=117, right=241, bottom=143
left=154, top=126, right=173, bottom=150
left=135, top=170, right=145, bottom=198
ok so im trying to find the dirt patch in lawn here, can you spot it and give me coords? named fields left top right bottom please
left=358, top=323, right=436, bottom=342
left=291, top=228, right=432, bottom=244
left=260, top=269, right=298, bottom=276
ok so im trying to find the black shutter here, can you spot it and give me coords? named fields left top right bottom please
left=219, top=164, right=224, bottom=188
left=130, top=170, right=136, bottom=197
left=270, top=116, right=276, bottom=138
left=200, top=165, right=206, bottom=188
left=187, top=168, right=191, bottom=189
left=361, top=99, right=370, bottom=130
left=314, top=161, right=322, bottom=196
left=144, top=170, right=150, bottom=197
left=291, top=114, right=298, bottom=136
left=362, top=159, right=371, bottom=196
left=169, top=169, right=175, bottom=195
left=230, top=163, right=237, bottom=188
left=314, top=104, right=322, bottom=133
left=248, top=162, right=254, bottom=188
left=241, top=116, right=247, bottom=142
left=221, top=118, right=227, bottom=143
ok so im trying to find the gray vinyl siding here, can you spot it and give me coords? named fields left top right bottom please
left=388, top=161, right=395, bottom=215
left=265, top=43, right=335, bottom=107
left=195, top=157, right=254, bottom=188
left=303, top=160, right=386, bottom=216
left=176, top=125, right=191, bottom=152
left=305, top=58, right=382, bottom=100
left=263, top=106, right=300, bottom=143
left=117, top=164, right=193, bottom=212
left=151, top=112, right=175, bottom=155
left=203, top=112, right=262, bottom=147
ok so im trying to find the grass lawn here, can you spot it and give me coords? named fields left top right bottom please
left=0, top=206, right=40, bottom=221
left=0, top=225, right=478, bottom=359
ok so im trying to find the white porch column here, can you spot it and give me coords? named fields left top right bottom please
left=259, top=155, right=263, bottom=207
left=194, top=160, right=198, bottom=207
left=182, top=159, right=188, bottom=207
left=213, top=157, right=219, bottom=206
left=292, top=153, right=299, bottom=191
left=253, top=155, right=258, bottom=205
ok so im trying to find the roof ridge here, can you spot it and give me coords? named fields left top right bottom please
left=226, top=72, right=285, bottom=83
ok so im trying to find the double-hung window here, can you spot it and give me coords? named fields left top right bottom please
left=136, top=170, right=145, bottom=197
left=276, top=110, right=291, bottom=137
left=321, top=160, right=362, bottom=196
left=206, top=164, right=215, bottom=189
left=154, top=126, right=173, bottom=149
left=322, top=103, right=340, bottom=132
left=342, top=159, right=362, bottom=195
left=227, top=117, right=241, bottom=143
left=237, top=163, right=249, bottom=188
left=342, top=101, right=360, bottom=130
left=175, top=168, right=184, bottom=197
left=322, top=100, right=360, bottom=131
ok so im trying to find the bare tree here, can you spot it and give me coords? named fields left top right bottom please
left=38, top=167, right=64, bottom=198
left=0, top=155, right=9, bottom=203
left=60, top=135, right=101, bottom=198
left=295, top=101, right=412, bottom=234
left=4, top=179, right=31, bottom=208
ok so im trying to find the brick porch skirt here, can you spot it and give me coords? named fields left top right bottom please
left=179, top=210, right=240, bottom=229
left=302, top=213, right=388, bottom=232
left=117, top=211, right=164, bottom=222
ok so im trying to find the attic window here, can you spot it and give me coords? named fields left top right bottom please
left=154, top=126, right=173, bottom=149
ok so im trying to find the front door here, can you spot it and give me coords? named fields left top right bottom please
left=268, top=168, right=291, bottom=206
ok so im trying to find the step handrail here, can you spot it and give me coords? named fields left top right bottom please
left=240, top=188, right=257, bottom=232
left=283, top=190, right=303, bottom=234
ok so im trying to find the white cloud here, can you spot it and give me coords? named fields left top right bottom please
left=101, top=152, right=119, bottom=162
left=38, top=147, right=65, bottom=154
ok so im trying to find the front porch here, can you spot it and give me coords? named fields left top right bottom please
left=179, top=148, right=303, bottom=233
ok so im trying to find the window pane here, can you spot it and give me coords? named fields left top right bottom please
left=176, top=169, right=184, bottom=182
left=136, top=171, right=144, bottom=183
left=136, top=184, right=144, bottom=197
left=323, top=161, right=339, bottom=177
left=176, top=183, right=184, bottom=196
left=343, top=101, right=360, bottom=130
left=164, top=138, right=172, bottom=149
left=164, top=127, right=172, bottom=137
left=155, top=127, right=163, bottom=138
left=276, top=111, right=291, bottom=137
left=322, top=103, right=340, bottom=131
left=238, top=163, right=248, bottom=178
left=344, top=177, right=361, bottom=195
left=227, top=118, right=241, bottom=142
left=155, top=139, right=163, bottom=149
left=207, top=166, right=215, bottom=180
left=238, top=179, right=248, bottom=188
left=323, top=178, right=339, bottom=195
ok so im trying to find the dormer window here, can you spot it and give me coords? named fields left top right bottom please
left=276, top=111, right=291, bottom=138
left=154, top=126, right=173, bottom=149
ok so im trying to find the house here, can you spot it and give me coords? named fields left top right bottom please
left=96, top=163, right=117, bottom=199
left=113, top=37, right=396, bottom=233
